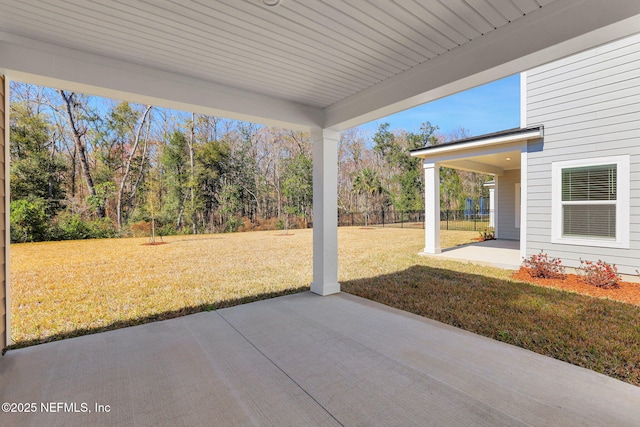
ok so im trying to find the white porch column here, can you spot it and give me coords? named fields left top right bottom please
left=423, top=162, right=441, bottom=254
left=520, top=149, right=528, bottom=261
left=310, top=128, right=340, bottom=296
left=494, top=176, right=500, bottom=239
left=488, top=187, right=495, bottom=227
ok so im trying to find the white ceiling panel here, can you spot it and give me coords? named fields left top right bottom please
left=0, top=0, right=639, bottom=130
left=0, top=0, right=560, bottom=108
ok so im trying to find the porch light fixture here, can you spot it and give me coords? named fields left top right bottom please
left=506, top=157, right=512, bottom=161
left=263, top=0, right=281, bottom=6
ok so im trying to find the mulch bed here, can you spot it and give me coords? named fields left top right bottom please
left=513, top=268, right=640, bottom=306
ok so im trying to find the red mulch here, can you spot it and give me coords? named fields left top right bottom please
left=513, top=268, right=640, bottom=306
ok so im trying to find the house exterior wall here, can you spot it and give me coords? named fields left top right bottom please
left=0, top=75, right=6, bottom=347
left=525, top=33, right=640, bottom=274
left=495, top=169, right=520, bottom=240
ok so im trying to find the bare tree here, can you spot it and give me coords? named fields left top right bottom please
left=116, top=104, right=152, bottom=229
left=58, top=90, right=104, bottom=218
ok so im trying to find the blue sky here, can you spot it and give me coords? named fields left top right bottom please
left=359, top=74, right=521, bottom=139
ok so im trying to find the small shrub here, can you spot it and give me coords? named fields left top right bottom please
left=478, top=227, right=495, bottom=241
left=578, top=259, right=621, bottom=289
left=157, top=223, right=177, bottom=236
left=237, top=217, right=256, bottom=232
left=522, top=251, right=565, bottom=279
left=221, top=216, right=242, bottom=233
left=288, top=215, right=308, bottom=230
left=130, top=220, right=151, bottom=237
left=10, top=198, right=49, bottom=242
left=87, top=218, right=117, bottom=239
left=55, top=213, right=91, bottom=240
left=259, top=218, right=279, bottom=231
left=53, top=213, right=117, bottom=240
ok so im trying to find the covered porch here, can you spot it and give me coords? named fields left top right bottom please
left=427, top=238, right=522, bottom=270
left=2, top=292, right=639, bottom=426
left=411, top=127, right=544, bottom=262
left=2, top=3, right=640, bottom=424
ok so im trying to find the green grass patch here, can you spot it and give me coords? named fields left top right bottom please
left=342, top=265, right=640, bottom=386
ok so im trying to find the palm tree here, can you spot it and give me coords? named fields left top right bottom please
left=353, top=167, right=383, bottom=226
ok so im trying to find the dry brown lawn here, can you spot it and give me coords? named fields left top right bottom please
left=9, top=227, right=481, bottom=346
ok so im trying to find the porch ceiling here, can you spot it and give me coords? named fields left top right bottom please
left=3, top=0, right=548, bottom=108
left=1, top=1, right=640, bottom=130
left=442, top=149, right=522, bottom=175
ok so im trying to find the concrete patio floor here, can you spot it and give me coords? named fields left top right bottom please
left=1, top=292, right=639, bottom=426
left=425, top=239, right=522, bottom=270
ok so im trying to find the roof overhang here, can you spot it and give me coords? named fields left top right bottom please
left=0, top=1, right=639, bottom=132
left=0, top=33, right=324, bottom=131
left=410, top=126, right=543, bottom=176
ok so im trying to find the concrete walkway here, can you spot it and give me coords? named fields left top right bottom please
left=1, top=292, right=638, bottom=426
left=426, top=239, right=522, bottom=269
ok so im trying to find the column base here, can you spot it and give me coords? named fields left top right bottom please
left=423, top=247, right=442, bottom=255
left=310, top=282, right=341, bottom=296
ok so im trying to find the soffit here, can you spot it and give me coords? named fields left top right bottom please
left=0, top=0, right=552, bottom=108
left=442, top=150, right=522, bottom=174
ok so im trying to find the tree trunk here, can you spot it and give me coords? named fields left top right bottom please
left=176, top=193, right=188, bottom=231
left=117, top=105, right=152, bottom=230
left=69, top=144, right=77, bottom=198
left=58, top=90, right=105, bottom=218
left=364, top=194, right=369, bottom=227
left=126, top=124, right=151, bottom=221
left=189, top=113, right=197, bottom=234
left=48, top=138, right=56, bottom=200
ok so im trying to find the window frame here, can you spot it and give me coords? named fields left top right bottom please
left=551, top=156, right=629, bottom=249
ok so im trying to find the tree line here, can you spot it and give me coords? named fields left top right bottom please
left=9, top=82, right=488, bottom=242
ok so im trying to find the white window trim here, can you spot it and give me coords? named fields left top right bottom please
left=551, top=156, right=629, bottom=249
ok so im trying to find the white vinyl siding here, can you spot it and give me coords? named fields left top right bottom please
left=496, top=170, right=520, bottom=240
left=526, top=33, right=640, bottom=274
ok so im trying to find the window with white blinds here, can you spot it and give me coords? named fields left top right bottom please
left=561, top=164, right=616, bottom=238
left=551, top=156, right=629, bottom=249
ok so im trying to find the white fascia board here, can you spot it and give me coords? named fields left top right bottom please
left=0, top=34, right=323, bottom=131
left=411, top=131, right=540, bottom=159
left=324, top=0, right=640, bottom=131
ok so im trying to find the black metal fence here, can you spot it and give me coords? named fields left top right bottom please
left=440, top=209, right=492, bottom=231
left=337, top=209, right=493, bottom=231
left=338, top=210, right=424, bottom=229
